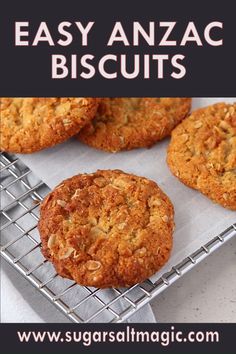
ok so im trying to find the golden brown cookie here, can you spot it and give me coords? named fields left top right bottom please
left=38, top=170, right=174, bottom=288
left=78, top=98, right=191, bottom=152
left=0, top=97, right=100, bottom=153
left=167, top=102, right=236, bottom=210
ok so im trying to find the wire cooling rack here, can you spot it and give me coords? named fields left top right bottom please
left=1, top=151, right=236, bottom=323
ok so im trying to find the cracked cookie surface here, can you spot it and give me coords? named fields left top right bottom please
left=0, top=97, right=100, bottom=153
left=38, top=170, right=174, bottom=288
left=78, top=98, right=191, bottom=152
left=167, top=102, right=236, bottom=210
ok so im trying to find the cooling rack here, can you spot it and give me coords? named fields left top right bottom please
left=1, top=151, right=236, bottom=323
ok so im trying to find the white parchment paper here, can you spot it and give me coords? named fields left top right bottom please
left=18, top=97, right=236, bottom=285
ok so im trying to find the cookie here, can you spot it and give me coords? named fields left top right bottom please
left=0, top=97, right=100, bottom=153
left=38, top=170, right=174, bottom=288
left=167, top=102, right=236, bottom=210
left=78, top=98, right=191, bottom=152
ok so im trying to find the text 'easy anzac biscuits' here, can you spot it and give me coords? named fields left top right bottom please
left=0, top=97, right=100, bottom=153
left=167, top=103, right=236, bottom=210
left=38, top=170, right=174, bottom=288
left=78, top=98, right=192, bottom=152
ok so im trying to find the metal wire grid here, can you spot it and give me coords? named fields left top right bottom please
left=1, top=152, right=236, bottom=323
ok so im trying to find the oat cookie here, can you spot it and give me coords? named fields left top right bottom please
left=167, top=102, right=236, bottom=210
left=78, top=98, right=191, bottom=152
left=38, top=170, right=174, bottom=288
left=0, top=97, right=100, bottom=153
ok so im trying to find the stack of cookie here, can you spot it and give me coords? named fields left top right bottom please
left=1, top=97, right=235, bottom=288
